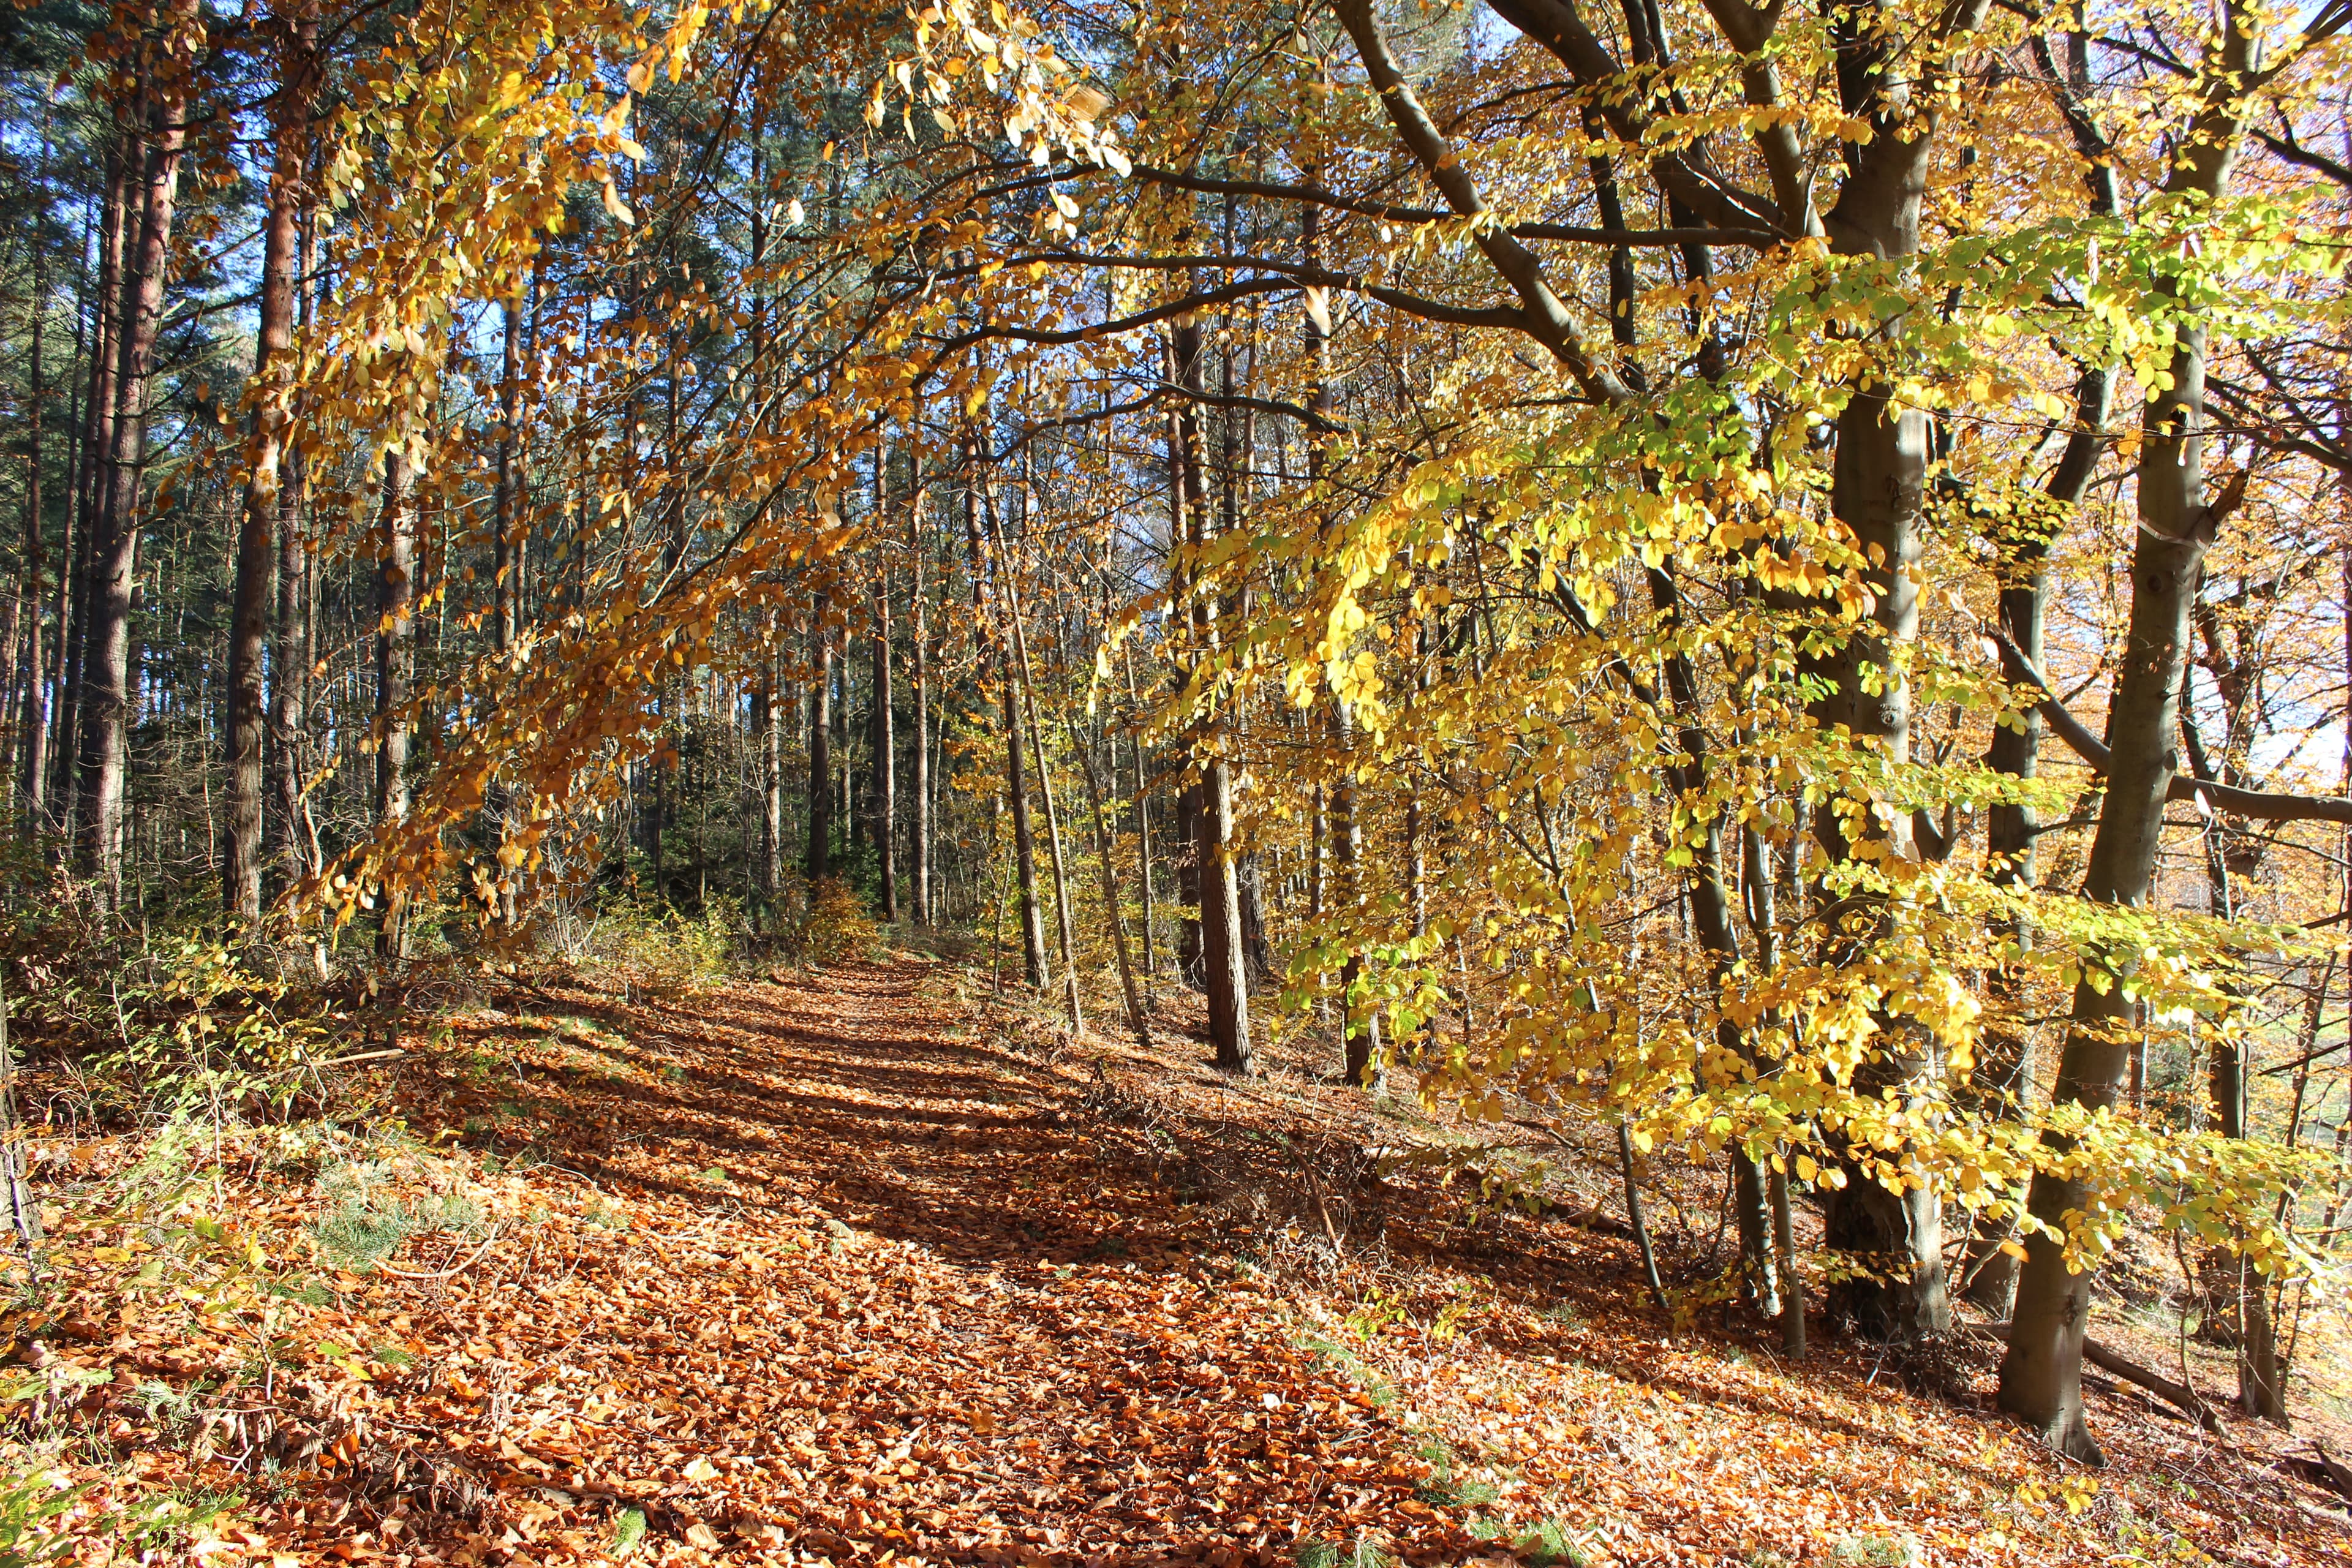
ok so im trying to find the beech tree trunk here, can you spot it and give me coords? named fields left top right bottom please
left=2000, top=12, right=2256, bottom=1461
left=1965, top=29, right=2119, bottom=1317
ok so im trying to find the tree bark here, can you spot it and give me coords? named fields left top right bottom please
left=869, top=524, right=896, bottom=922
left=59, top=143, right=129, bottom=839
left=225, top=1, right=314, bottom=921
left=1082, top=737, right=1148, bottom=1046
left=81, top=34, right=194, bottom=897
left=909, top=454, right=931, bottom=926
left=18, top=117, right=50, bottom=839
left=374, top=451, right=415, bottom=961
left=807, top=610, right=832, bottom=882
left=2000, top=10, right=2257, bottom=1462
left=1170, top=315, right=1251, bottom=1072
left=758, top=614, right=783, bottom=916
left=987, top=489, right=1079, bottom=1024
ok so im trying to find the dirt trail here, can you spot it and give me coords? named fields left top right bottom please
left=395, top=960, right=1442, bottom=1566
left=33, top=957, right=2352, bottom=1568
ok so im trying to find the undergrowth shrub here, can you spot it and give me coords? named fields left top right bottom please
left=0, top=1461, right=79, bottom=1568
left=609, top=900, right=744, bottom=987
left=310, top=1161, right=484, bottom=1272
left=793, top=878, right=879, bottom=967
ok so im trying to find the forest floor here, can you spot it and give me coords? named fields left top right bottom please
left=17, top=951, right=2352, bottom=1568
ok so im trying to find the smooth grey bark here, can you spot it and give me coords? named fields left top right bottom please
left=2000, top=8, right=2260, bottom=1463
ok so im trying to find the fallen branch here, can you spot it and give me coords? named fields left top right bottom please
left=2305, top=1442, right=2352, bottom=1500
left=1972, top=1321, right=2223, bottom=1431
left=377, top=1226, right=504, bottom=1281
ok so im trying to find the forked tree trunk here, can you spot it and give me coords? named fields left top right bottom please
left=1169, top=315, right=1251, bottom=1074
left=82, top=37, right=194, bottom=897
left=59, top=141, right=129, bottom=840
left=1082, top=737, right=1147, bottom=1046
left=2000, top=12, right=2258, bottom=1461
left=988, top=489, right=1079, bottom=1025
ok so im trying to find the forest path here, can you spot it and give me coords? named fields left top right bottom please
left=45, top=957, right=2352, bottom=1568
left=407, top=957, right=1439, bottom=1567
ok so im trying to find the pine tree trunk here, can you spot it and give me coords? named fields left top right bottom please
left=806, top=614, right=832, bottom=881
left=18, top=117, right=49, bottom=838
left=870, top=545, right=896, bottom=922
left=225, top=6, right=313, bottom=921
left=909, top=461, right=931, bottom=927
left=81, top=44, right=192, bottom=899
left=59, top=143, right=129, bottom=838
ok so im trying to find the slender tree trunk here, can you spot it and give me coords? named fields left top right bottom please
left=82, top=43, right=192, bottom=899
left=489, top=288, right=524, bottom=923
left=1083, top=738, right=1147, bottom=1045
left=759, top=611, right=782, bottom=915
left=374, top=451, right=415, bottom=961
left=1170, top=317, right=1251, bottom=1072
left=967, top=456, right=1046, bottom=986
left=1333, top=699, right=1383, bottom=1090
left=806, top=612, right=832, bottom=882
left=18, top=118, right=49, bottom=837
left=870, top=526, right=896, bottom=921
left=225, top=5, right=314, bottom=920
left=908, top=452, right=932, bottom=925
left=59, top=145, right=128, bottom=838
left=1123, top=641, right=1155, bottom=982
left=987, top=492, right=1079, bottom=1023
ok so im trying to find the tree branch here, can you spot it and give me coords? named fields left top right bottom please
left=1988, top=625, right=2352, bottom=826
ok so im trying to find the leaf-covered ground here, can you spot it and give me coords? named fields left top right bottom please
left=16, top=956, right=2352, bottom=1568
